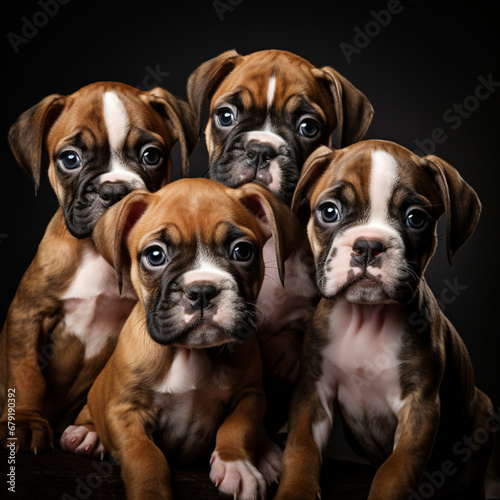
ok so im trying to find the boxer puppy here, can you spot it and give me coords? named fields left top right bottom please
left=276, top=141, right=494, bottom=499
left=187, top=49, right=374, bottom=400
left=0, top=82, right=197, bottom=453
left=60, top=178, right=300, bottom=499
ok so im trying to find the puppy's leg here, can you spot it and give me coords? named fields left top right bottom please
left=368, top=394, right=440, bottom=500
left=0, top=316, right=53, bottom=453
left=274, top=385, right=329, bottom=500
left=444, top=389, right=494, bottom=499
left=210, top=388, right=267, bottom=499
left=106, top=404, right=172, bottom=500
left=60, top=404, right=105, bottom=459
left=209, top=338, right=270, bottom=499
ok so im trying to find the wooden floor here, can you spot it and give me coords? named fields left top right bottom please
left=0, top=448, right=376, bottom=499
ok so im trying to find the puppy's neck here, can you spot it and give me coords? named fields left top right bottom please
left=329, top=297, right=407, bottom=338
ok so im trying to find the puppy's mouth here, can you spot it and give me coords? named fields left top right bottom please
left=172, top=319, right=237, bottom=349
left=335, top=271, right=395, bottom=304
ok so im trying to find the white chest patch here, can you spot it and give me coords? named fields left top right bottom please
left=61, top=245, right=137, bottom=359
left=152, top=349, right=232, bottom=463
left=319, top=300, right=406, bottom=420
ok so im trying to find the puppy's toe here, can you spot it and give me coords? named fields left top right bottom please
left=210, top=451, right=266, bottom=499
left=60, top=425, right=105, bottom=459
left=256, top=437, right=282, bottom=485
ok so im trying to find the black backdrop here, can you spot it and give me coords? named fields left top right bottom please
left=1, top=0, right=499, bottom=412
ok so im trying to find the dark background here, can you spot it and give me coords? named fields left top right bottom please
left=1, top=0, right=498, bottom=418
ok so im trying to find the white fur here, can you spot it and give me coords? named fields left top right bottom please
left=320, top=299, right=405, bottom=422
left=61, top=244, right=137, bottom=359
left=369, top=150, right=398, bottom=224
left=151, top=349, right=233, bottom=463
left=103, top=91, right=129, bottom=151
left=102, top=91, right=145, bottom=187
left=267, top=75, right=276, bottom=109
left=210, top=453, right=266, bottom=499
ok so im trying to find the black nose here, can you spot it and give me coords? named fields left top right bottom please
left=246, top=141, right=277, bottom=169
left=185, top=282, right=219, bottom=309
left=352, top=239, right=385, bottom=267
left=98, top=181, right=131, bottom=207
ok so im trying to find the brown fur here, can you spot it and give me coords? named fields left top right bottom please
left=0, top=82, right=197, bottom=453
left=72, top=179, right=300, bottom=499
left=277, top=141, right=493, bottom=499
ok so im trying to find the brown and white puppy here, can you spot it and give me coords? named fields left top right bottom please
left=276, top=141, right=494, bottom=499
left=0, top=82, right=197, bottom=453
left=60, top=178, right=300, bottom=499
left=187, top=49, right=374, bottom=403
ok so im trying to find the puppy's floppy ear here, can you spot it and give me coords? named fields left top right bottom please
left=92, top=190, right=151, bottom=293
left=313, top=66, right=373, bottom=148
left=187, top=50, right=242, bottom=132
left=8, top=94, right=66, bottom=194
left=236, top=184, right=300, bottom=286
left=143, top=87, right=198, bottom=179
left=291, top=145, right=334, bottom=215
left=422, top=155, right=481, bottom=264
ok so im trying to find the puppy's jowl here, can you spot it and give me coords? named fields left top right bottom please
left=0, top=82, right=197, bottom=453
left=187, top=49, right=374, bottom=404
left=60, top=179, right=301, bottom=500
left=276, top=140, right=493, bottom=499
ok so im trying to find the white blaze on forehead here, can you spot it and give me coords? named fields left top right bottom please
left=267, top=75, right=276, bottom=108
left=103, top=91, right=129, bottom=152
left=101, top=90, right=146, bottom=187
left=369, top=150, right=399, bottom=223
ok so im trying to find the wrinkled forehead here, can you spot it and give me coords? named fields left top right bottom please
left=46, top=87, right=168, bottom=152
left=212, top=55, right=326, bottom=114
left=312, top=146, right=442, bottom=211
left=131, top=186, right=266, bottom=251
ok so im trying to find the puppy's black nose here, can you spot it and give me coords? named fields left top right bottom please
left=98, top=181, right=131, bottom=207
left=352, top=239, right=385, bottom=267
left=246, top=141, right=277, bottom=169
left=185, top=282, right=219, bottom=309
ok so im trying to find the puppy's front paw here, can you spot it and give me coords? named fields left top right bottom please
left=256, top=431, right=282, bottom=485
left=210, top=451, right=267, bottom=499
left=0, top=416, right=53, bottom=454
left=60, top=425, right=105, bottom=459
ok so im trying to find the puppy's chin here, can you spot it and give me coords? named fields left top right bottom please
left=343, top=279, right=396, bottom=305
left=172, top=322, right=237, bottom=349
left=321, top=274, right=417, bottom=305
